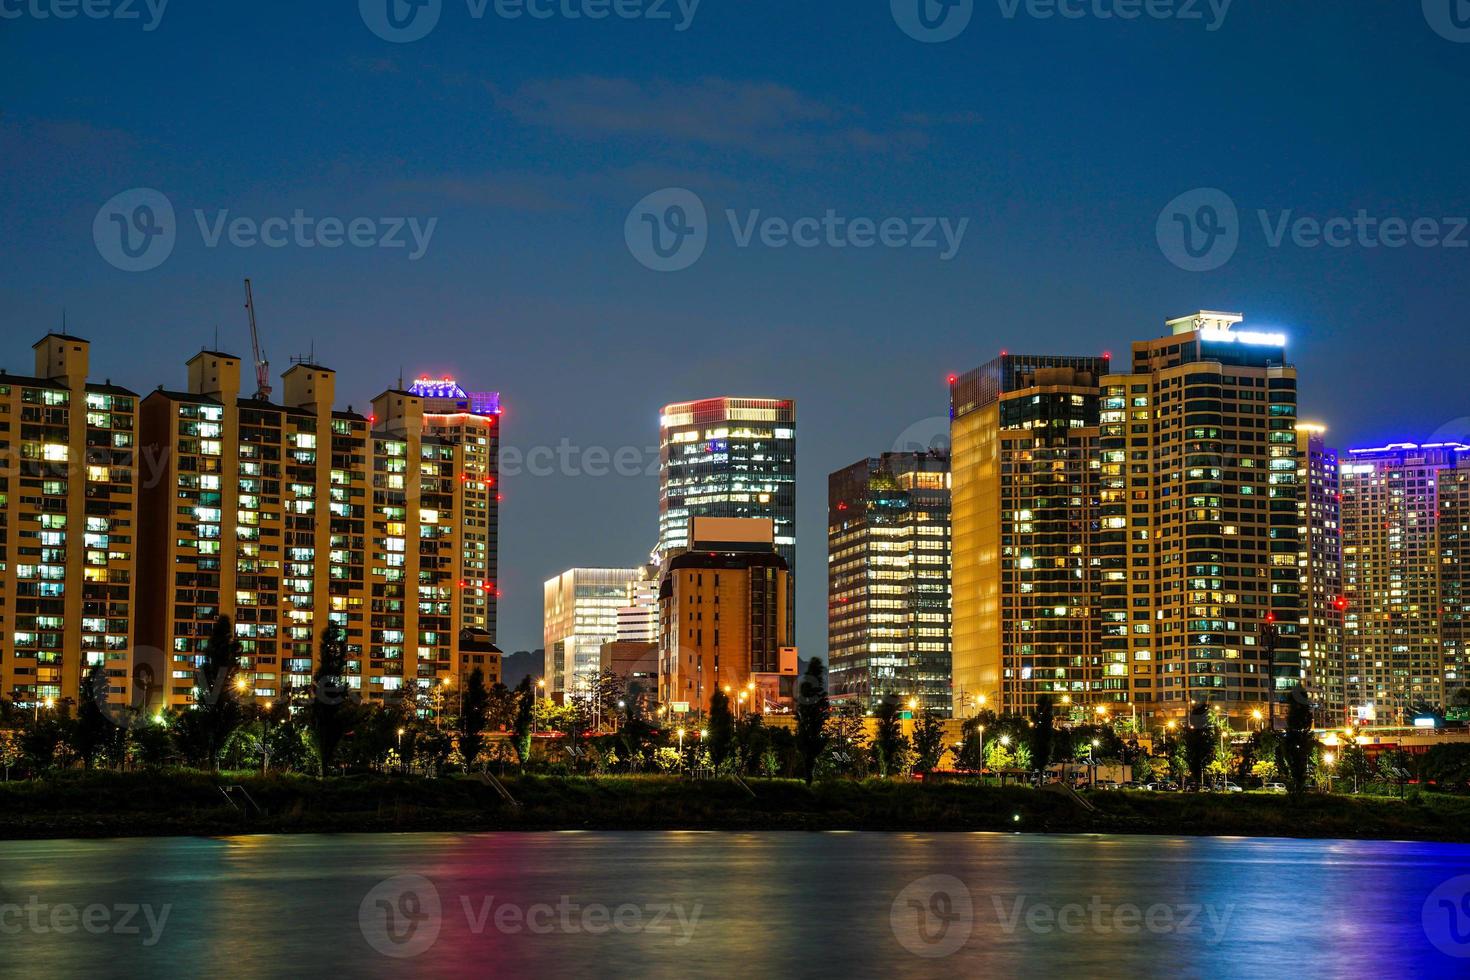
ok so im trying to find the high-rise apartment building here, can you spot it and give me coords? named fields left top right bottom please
left=1441, top=461, right=1470, bottom=708
left=0, top=334, right=138, bottom=710
left=1296, top=422, right=1345, bottom=721
left=659, top=517, right=796, bottom=714
left=544, top=566, right=642, bottom=698
left=1098, top=313, right=1300, bottom=727
left=1341, top=442, right=1470, bottom=723
left=949, top=354, right=1107, bottom=718
left=658, top=397, right=796, bottom=642
left=827, top=451, right=952, bottom=715
left=136, top=356, right=501, bottom=709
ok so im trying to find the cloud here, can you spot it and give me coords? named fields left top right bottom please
left=489, top=76, right=932, bottom=159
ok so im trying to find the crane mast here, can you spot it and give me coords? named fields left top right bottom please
left=243, top=278, right=271, bottom=400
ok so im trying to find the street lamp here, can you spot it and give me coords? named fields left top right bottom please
left=676, top=727, right=686, bottom=771
left=397, top=727, right=406, bottom=774
left=1252, top=708, right=1264, bottom=732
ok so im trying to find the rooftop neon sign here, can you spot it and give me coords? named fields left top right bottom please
left=1200, top=327, right=1287, bottom=347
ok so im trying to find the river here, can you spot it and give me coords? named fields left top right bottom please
left=1, top=832, right=1467, bottom=977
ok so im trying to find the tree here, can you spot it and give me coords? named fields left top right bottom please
left=985, top=740, right=1015, bottom=771
left=458, top=667, right=490, bottom=771
left=73, top=662, right=115, bottom=770
left=822, top=702, right=869, bottom=778
left=1335, top=743, right=1372, bottom=793
left=794, top=658, right=830, bottom=785
left=913, top=710, right=946, bottom=775
left=511, top=675, right=535, bottom=766
left=871, top=695, right=909, bottom=777
left=1377, top=748, right=1413, bottom=798
left=180, top=616, right=246, bottom=769
left=1277, top=684, right=1318, bottom=796
left=706, top=689, right=735, bottom=771
left=306, top=624, right=357, bottom=776
left=1182, top=703, right=1216, bottom=789
left=20, top=714, right=68, bottom=775
left=1030, top=695, right=1057, bottom=776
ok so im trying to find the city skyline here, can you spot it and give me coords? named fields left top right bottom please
left=5, top=4, right=1469, bottom=662
left=6, top=314, right=1469, bottom=670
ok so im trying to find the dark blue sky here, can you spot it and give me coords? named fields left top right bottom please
left=4, top=1, right=1469, bottom=656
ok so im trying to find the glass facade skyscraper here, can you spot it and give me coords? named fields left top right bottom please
left=828, top=451, right=952, bottom=715
left=658, top=397, right=796, bottom=642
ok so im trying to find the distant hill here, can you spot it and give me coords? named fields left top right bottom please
left=500, top=649, right=544, bottom=689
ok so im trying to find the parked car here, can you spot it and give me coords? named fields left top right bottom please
left=1263, top=782, right=1287, bottom=794
left=1220, top=782, right=1244, bottom=793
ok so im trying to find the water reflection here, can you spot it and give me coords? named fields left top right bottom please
left=0, top=833, right=1466, bottom=978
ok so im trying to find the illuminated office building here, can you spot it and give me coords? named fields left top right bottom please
left=544, top=566, right=643, bottom=698
left=827, top=451, right=951, bottom=715
left=1098, top=313, right=1300, bottom=728
left=659, top=517, right=795, bottom=714
left=658, top=397, right=796, bottom=642
left=950, top=354, right=1107, bottom=718
left=1341, top=442, right=1470, bottom=722
left=0, top=334, right=138, bottom=710
left=137, top=356, right=501, bottom=709
left=617, top=564, right=660, bottom=643
left=1295, top=422, right=1345, bottom=722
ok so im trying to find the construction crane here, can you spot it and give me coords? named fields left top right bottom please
left=242, top=278, right=271, bottom=401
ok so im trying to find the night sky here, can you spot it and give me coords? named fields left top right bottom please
left=3, top=2, right=1469, bottom=658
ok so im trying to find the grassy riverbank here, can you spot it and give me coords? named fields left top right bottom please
left=2, top=771, right=1467, bottom=842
